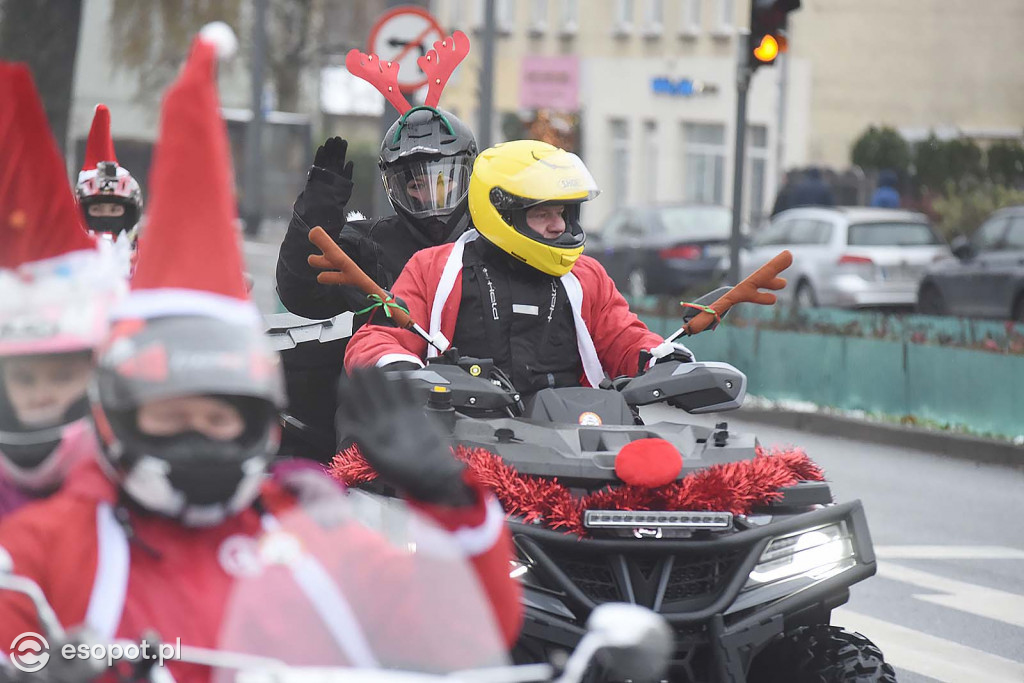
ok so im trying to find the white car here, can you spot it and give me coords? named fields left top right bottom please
left=739, top=207, right=951, bottom=309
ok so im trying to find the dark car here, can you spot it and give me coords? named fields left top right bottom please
left=917, top=206, right=1024, bottom=321
left=586, top=204, right=739, bottom=297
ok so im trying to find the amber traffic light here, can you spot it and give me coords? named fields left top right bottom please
left=749, top=0, right=800, bottom=71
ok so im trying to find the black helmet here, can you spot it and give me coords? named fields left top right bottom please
left=92, top=315, right=285, bottom=527
left=380, top=106, right=477, bottom=244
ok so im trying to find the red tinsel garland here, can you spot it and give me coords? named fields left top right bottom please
left=329, top=444, right=825, bottom=537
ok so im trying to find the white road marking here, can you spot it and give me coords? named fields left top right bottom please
left=835, top=609, right=1024, bottom=683
left=875, top=561, right=1024, bottom=628
left=875, top=545, right=1024, bottom=560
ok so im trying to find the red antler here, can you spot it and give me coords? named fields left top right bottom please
left=417, top=30, right=470, bottom=108
left=345, top=50, right=412, bottom=114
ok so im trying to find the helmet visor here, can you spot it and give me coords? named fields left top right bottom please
left=490, top=149, right=600, bottom=208
left=383, top=156, right=473, bottom=218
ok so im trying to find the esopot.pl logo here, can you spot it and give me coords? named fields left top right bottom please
left=9, top=632, right=50, bottom=673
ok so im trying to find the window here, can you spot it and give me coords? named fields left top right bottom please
left=847, top=222, right=943, bottom=247
left=788, top=220, right=831, bottom=246
left=1004, top=216, right=1024, bottom=249
left=751, top=219, right=792, bottom=247
left=682, top=122, right=726, bottom=205
left=614, top=0, right=635, bottom=36
left=714, top=0, right=734, bottom=36
left=450, top=0, right=468, bottom=30
left=497, top=0, right=516, bottom=33
left=610, top=119, right=630, bottom=209
left=747, top=124, right=768, bottom=227
left=972, top=216, right=1009, bottom=252
left=600, top=210, right=629, bottom=241
left=680, top=0, right=701, bottom=36
left=529, top=0, right=548, bottom=34
left=643, top=0, right=664, bottom=36
left=472, top=0, right=515, bottom=34
left=643, top=121, right=659, bottom=202
left=559, top=0, right=579, bottom=35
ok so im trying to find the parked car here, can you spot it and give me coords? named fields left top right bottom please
left=917, top=205, right=1024, bottom=321
left=585, top=204, right=740, bottom=297
left=738, top=207, right=950, bottom=309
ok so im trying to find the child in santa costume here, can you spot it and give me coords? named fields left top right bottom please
left=342, top=139, right=694, bottom=390
left=0, top=63, right=126, bottom=518
left=75, top=104, right=144, bottom=249
left=0, top=25, right=519, bottom=683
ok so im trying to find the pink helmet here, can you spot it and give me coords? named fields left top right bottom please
left=0, top=250, right=126, bottom=494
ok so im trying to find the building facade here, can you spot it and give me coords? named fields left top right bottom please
left=432, top=0, right=813, bottom=228
left=789, top=0, right=1024, bottom=166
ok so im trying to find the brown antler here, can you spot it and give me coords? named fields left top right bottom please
left=345, top=50, right=412, bottom=114
left=307, top=227, right=416, bottom=330
left=417, top=30, right=471, bottom=108
left=684, top=250, right=793, bottom=335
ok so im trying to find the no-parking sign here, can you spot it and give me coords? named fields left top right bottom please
left=367, top=6, right=446, bottom=94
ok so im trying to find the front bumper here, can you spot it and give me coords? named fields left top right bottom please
left=511, top=501, right=876, bottom=683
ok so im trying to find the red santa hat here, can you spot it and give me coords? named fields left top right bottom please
left=111, top=22, right=258, bottom=325
left=82, top=104, right=118, bottom=170
left=0, top=62, right=97, bottom=270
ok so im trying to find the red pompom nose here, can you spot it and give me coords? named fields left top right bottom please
left=614, top=438, right=683, bottom=488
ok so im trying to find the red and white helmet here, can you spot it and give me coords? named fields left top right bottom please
left=75, top=105, right=143, bottom=246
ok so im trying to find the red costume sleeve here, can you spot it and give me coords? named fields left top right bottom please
left=344, top=249, right=436, bottom=370
left=577, top=256, right=664, bottom=378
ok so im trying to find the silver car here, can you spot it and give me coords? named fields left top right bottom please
left=739, top=207, right=951, bottom=308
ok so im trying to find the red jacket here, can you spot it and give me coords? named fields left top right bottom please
left=0, top=460, right=521, bottom=680
left=345, top=232, right=663, bottom=384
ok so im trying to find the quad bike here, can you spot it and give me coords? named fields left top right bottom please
left=0, top=489, right=675, bottom=683
left=268, top=229, right=896, bottom=683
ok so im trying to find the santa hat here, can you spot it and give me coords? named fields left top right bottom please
left=82, top=104, right=118, bottom=171
left=112, top=23, right=257, bottom=326
left=0, top=63, right=125, bottom=357
left=0, top=62, right=96, bottom=270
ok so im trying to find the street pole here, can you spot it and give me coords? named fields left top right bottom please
left=243, top=0, right=268, bottom=237
left=375, top=0, right=408, bottom=217
left=773, top=46, right=789, bottom=205
left=729, top=36, right=752, bottom=285
left=478, top=0, right=497, bottom=150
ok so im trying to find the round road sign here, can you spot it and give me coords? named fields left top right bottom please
left=367, top=6, right=446, bottom=94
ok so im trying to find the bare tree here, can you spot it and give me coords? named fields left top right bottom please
left=0, top=0, right=84, bottom=154
left=108, top=0, right=328, bottom=113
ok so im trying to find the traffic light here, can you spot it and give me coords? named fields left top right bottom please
left=749, top=0, right=800, bottom=71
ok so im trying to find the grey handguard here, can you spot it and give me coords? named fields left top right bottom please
left=620, top=360, right=747, bottom=413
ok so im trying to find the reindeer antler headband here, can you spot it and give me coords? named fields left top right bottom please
left=345, top=29, right=470, bottom=115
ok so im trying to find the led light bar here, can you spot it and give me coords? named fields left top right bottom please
left=584, top=510, right=733, bottom=530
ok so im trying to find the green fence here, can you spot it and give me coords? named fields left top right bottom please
left=637, top=306, right=1024, bottom=440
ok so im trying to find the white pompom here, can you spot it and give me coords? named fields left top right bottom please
left=199, top=21, right=238, bottom=60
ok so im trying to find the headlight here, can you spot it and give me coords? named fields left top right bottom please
left=743, top=522, right=856, bottom=589
left=509, top=559, right=531, bottom=580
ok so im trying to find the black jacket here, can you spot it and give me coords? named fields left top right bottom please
left=276, top=166, right=463, bottom=321
left=274, top=165, right=465, bottom=460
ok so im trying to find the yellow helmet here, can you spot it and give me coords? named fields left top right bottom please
left=468, top=140, right=599, bottom=277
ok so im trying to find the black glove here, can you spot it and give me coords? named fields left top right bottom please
left=336, top=366, right=475, bottom=507
left=310, top=136, right=354, bottom=183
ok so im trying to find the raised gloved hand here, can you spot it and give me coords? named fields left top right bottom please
left=336, top=366, right=475, bottom=507
left=310, top=136, right=354, bottom=183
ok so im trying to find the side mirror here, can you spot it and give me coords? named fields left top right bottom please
left=950, top=235, right=974, bottom=260
left=558, top=604, right=673, bottom=683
